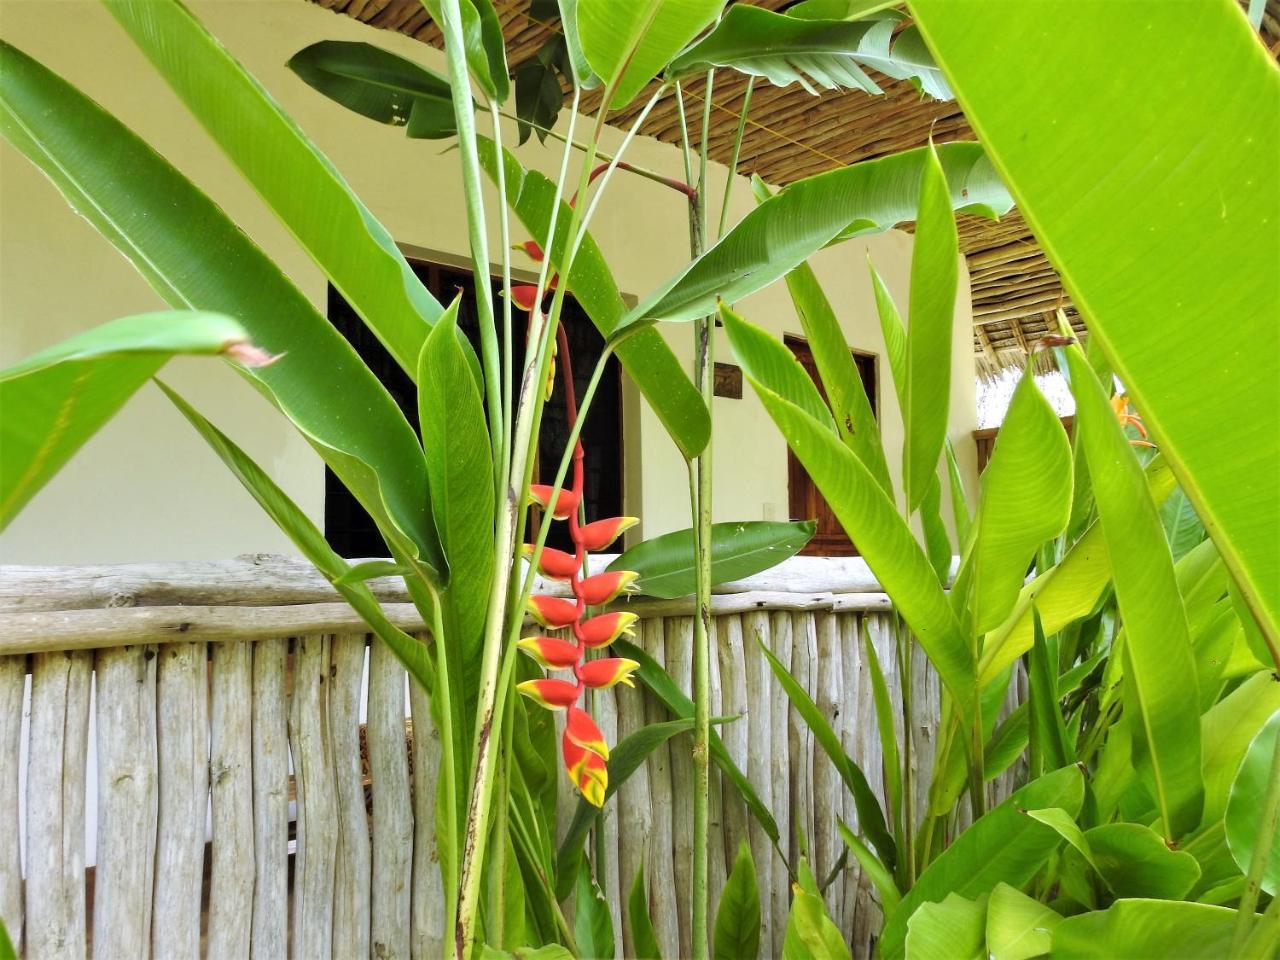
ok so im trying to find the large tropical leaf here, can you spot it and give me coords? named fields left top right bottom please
left=0, top=39, right=444, bottom=575
left=713, top=842, right=762, bottom=960
left=476, top=137, right=711, bottom=459
left=904, top=893, right=986, bottom=960
left=1225, top=709, right=1280, bottom=896
left=287, top=41, right=459, bottom=139
left=900, top=141, right=958, bottom=512
left=158, top=384, right=435, bottom=694
left=1200, top=671, right=1280, bottom=827
left=628, top=862, right=663, bottom=960
left=910, top=0, right=1280, bottom=643
left=1083, top=822, right=1201, bottom=900
left=1050, top=900, right=1258, bottom=959
left=722, top=305, right=976, bottom=721
left=783, top=860, right=851, bottom=960
left=755, top=178, right=892, bottom=495
left=985, top=883, right=1061, bottom=960
left=1065, top=345, right=1202, bottom=838
left=878, top=765, right=1084, bottom=960
left=614, top=143, right=1012, bottom=335
left=418, top=303, right=495, bottom=666
left=576, top=0, right=727, bottom=110
left=0, top=311, right=250, bottom=529
left=968, top=372, right=1072, bottom=635
left=667, top=7, right=949, bottom=97
left=103, top=0, right=445, bottom=379
left=421, top=0, right=509, bottom=104
left=608, top=520, right=815, bottom=599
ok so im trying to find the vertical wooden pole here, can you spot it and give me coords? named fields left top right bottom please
left=208, top=639, right=254, bottom=959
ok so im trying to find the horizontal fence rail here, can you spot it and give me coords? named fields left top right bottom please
left=0, top=554, right=1017, bottom=959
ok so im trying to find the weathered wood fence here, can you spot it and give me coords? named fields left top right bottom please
left=0, top=554, right=1018, bottom=959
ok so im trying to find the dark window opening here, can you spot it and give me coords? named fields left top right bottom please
left=784, top=334, right=878, bottom=557
left=324, top=259, right=623, bottom=558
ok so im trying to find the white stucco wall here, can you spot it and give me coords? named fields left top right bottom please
left=0, top=0, right=978, bottom=563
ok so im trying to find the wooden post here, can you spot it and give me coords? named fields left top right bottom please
left=330, top=634, right=372, bottom=959
left=409, top=655, right=445, bottom=960
left=153, top=641, right=208, bottom=960
left=25, top=650, right=91, bottom=960
left=614, top=678, right=652, bottom=958
left=93, top=645, right=159, bottom=959
left=208, top=639, right=254, bottom=959
left=0, top=655, right=27, bottom=954
left=740, top=611, right=774, bottom=954
left=641, top=617, right=679, bottom=960
left=664, top=615, right=695, bottom=960
left=369, top=636, right=413, bottom=960
left=767, top=611, right=793, bottom=956
left=813, top=612, right=842, bottom=923
left=251, top=637, right=290, bottom=960
left=290, top=633, right=337, bottom=959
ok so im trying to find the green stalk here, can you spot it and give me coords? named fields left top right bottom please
left=438, top=0, right=503, bottom=496
left=690, top=66, right=716, bottom=960
left=716, top=76, right=754, bottom=240
left=428, top=585, right=460, bottom=944
left=1231, top=723, right=1280, bottom=955
left=898, top=614, right=918, bottom=885
left=490, top=101, right=514, bottom=490
left=453, top=84, right=585, bottom=960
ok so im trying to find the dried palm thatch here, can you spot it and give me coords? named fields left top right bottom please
left=306, top=0, right=1280, bottom=378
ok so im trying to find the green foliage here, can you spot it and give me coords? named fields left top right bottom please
left=1225, top=710, right=1280, bottom=896
left=609, top=520, right=815, bottom=599
left=572, top=862, right=614, bottom=959
left=0, top=311, right=246, bottom=529
left=782, top=859, right=851, bottom=959
left=627, top=862, right=663, bottom=960
left=713, top=842, right=761, bottom=960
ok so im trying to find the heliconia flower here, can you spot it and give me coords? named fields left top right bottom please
left=517, top=636, right=582, bottom=669
left=579, top=657, right=641, bottom=690
left=528, top=594, right=580, bottom=629
left=516, top=677, right=580, bottom=709
left=516, top=239, right=545, bottom=262
left=523, top=543, right=580, bottom=581
left=578, top=611, right=639, bottom=648
left=511, top=284, right=542, bottom=313
left=563, top=735, right=608, bottom=808
left=565, top=706, right=610, bottom=759
left=579, top=570, right=639, bottom=606
left=577, top=516, right=639, bottom=552
left=527, top=484, right=580, bottom=520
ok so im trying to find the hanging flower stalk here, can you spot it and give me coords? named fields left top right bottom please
left=515, top=323, right=640, bottom=806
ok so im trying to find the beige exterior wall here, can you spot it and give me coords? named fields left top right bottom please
left=0, top=0, right=978, bottom=563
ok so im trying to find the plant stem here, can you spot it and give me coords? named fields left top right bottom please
left=453, top=85, right=584, bottom=960
left=690, top=66, right=716, bottom=960
left=428, top=585, right=459, bottom=945
left=898, top=614, right=918, bottom=885
left=438, top=0, right=503, bottom=496
left=490, top=101, right=514, bottom=490
left=717, top=76, right=754, bottom=240
left=1231, top=724, right=1280, bottom=955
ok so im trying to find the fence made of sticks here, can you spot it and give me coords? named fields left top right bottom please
left=0, top=554, right=1022, bottom=959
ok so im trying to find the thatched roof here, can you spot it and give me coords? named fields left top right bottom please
left=306, top=0, right=1280, bottom=377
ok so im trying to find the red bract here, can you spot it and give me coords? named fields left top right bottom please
left=579, top=611, right=639, bottom=648
left=527, top=594, right=579, bottom=629
left=579, top=657, right=640, bottom=690
left=515, top=677, right=579, bottom=709
left=565, top=706, right=609, bottom=759
left=577, top=516, right=638, bottom=552
left=516, top=636, right=582, bottom=669
left=525, top=544, right=579, bottom=581
left=579, top=570, right=639, bottom=605
left=527, top=484, right=580, bottom=520
left=562, top=735, right=607, bottom=808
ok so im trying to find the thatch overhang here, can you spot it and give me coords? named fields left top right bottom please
left=306, top=0, right=1280, bottom=379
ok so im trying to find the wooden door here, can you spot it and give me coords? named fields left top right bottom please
left=784, top=335, right=878, bottom=556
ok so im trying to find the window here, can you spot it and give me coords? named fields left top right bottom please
left=324, top=258, right=622, bottom=558
left=784, top=334, right=878, bottom=557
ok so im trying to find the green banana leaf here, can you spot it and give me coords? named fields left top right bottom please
left=0, top=38, right=444, bottom=576
left=713, top=842, right=761, bottom=960
left=1050, top=900, right=1257, bottom=959
left=985, top=883, right=1061, bottom=960
left=418, top=303, right=495, bottom=669
left=287, top=41, right=460, bottom=139
left=1065, top=345, right=1202, bottom=839
left=836, top=821, right=901, bottom=916
left=576, top=0, right=727, bottom=109
left=1225, top=709, right=1280, bottom=895
left=628, top=862, right=663, bottom=960
left=722, top=305, right=976, bottom=722
left=910, top=0, right=1280, bottom=643
left=555, top=0, right=599, bottom=89
left=104, top=0, right=444, bottom=379
left=668, top=6, right=941, bottom=97
left=420, top=0, right=509, bottom=104
left=783, top=859, right=851, bottom=960
left=475, top=137, right=711, bottom=459
left=878, top=765, right=1084, bottom=960
left=615, top=143, right=1012, bottom=334
left=904, top=892, right=986, bottom=960
left=900, top=141, right=958, bottom=513
left=1, top=310, right=249, bottom=529
left=608, top=520, right=816, bottom=599
left=1082, top=822, right=1201, bottom=900
left=572, top=862, right=614, bottom=960
left=968, top=372, right=1072, bottom=635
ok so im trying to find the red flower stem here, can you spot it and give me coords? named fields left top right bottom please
left=556, top=324, right=589, bottom=687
